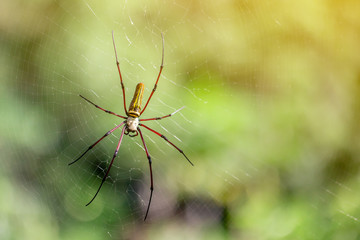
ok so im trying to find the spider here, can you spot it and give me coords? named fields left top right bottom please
left=69, top=31, right=193, bottom=221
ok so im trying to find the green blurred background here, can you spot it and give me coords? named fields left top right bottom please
left=1, top=0, right=360, bottom=239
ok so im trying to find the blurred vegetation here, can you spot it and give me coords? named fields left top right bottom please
left=1, top=0, right=360, bottom=239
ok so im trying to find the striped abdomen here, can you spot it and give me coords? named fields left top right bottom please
left=128, top=83, right=145, bottom=117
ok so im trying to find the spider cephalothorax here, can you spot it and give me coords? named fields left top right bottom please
left=125, top=116, right=139, bottom=136
left=69, top=31, right=193, bottom=221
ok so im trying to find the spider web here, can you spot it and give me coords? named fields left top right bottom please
left=2, top=0, right=360, bottom=239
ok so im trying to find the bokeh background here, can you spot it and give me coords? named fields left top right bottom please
left=1, top=0, right=360, bottom=239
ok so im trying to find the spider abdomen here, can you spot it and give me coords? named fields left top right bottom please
left=128, top=83, right=144, bottom=117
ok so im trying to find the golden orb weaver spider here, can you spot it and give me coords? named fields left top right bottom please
left=69, top=31, right=193, bottom=221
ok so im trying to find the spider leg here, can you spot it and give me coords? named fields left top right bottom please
left=112, top=31, right=128, bottom=115
left=140, top=33, right=164, bottom=115
left=79, top=95, right=127, bottom=119
left=139, top=123, right=193, bottom=166
left=69, top=122, right=125, bottom=165
left=86, top=126, right=126, bottom=206
left=140, top=106, right=185, bottom=121
left=138, top=128, right=153, bottom=221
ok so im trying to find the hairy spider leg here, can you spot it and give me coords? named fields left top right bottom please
left=86, top=126, right=126, bottom=206
left=79, top=95, right=127, bottom=119
left=68, top=122, right=126, bottom=165
left=139, top=123, right=193, bottom=166
left=112, top=31, right=128, bottom=116
left=140, top=106, right=185, bottom=121
left=138, top=128, right=154, bottom=221
left=140, top=33, right=164, bottom=115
